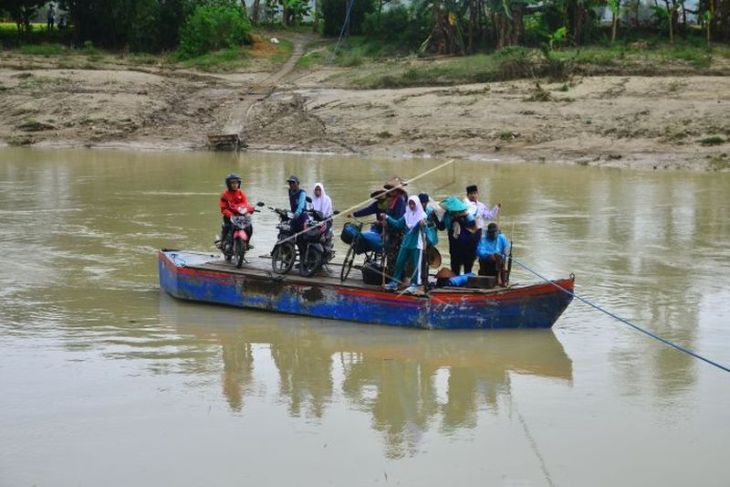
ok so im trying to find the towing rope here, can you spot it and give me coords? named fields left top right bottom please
left=512, top=257, right=730, bottom=374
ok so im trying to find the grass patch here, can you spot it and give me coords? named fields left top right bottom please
left=16, top=119, right=55, bottom=131
left=125, top=53, right=161, bottom=65
left=707, top=154, right=730, bottom=171
left=176, top=47, right=249, bottom=72
left=18, top=43, right=67, bottom=56
left=525, top=82, right=553, bottom=101
left=342, top=38, right=727, bottom=88
left=351, top=48, right=564, bottom=88
left=270, top=39, right=294, bottom=64
left=698, top=135, right=726, bottom=146
left=297, top=50, right=324, bottom=67
left=6, top=134, right=35, bottom=146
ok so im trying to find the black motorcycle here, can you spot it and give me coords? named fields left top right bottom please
left=270, top=206, right=337, bottom=277
left=270, top=207, right=298, bottom=275
left=298, top=209, right=336, bottom=277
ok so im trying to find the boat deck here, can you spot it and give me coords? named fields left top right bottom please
left=186, top=254, right=516, bottom=296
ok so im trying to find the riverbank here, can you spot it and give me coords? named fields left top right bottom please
left=1, top=37, right=729, bottom=171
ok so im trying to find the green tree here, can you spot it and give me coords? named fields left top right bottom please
left=177, top=2, right=251, bottom=58
left=1, top=0, right=46, bottom=34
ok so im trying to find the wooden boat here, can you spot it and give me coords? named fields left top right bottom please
left=158, top=250, right=575, bottom=330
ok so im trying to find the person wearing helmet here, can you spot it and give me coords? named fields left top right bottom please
left=218, top=173, right=254, bottom=249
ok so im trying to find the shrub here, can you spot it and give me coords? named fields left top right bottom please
left=177, top=3, right=251, bottom=59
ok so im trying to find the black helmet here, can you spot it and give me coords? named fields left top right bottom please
left=225, top=173, right=242, bottom=187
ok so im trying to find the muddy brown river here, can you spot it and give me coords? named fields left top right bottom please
left=1, top=148, right=729, bottom=486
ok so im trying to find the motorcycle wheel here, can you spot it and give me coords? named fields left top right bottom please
left=300, top=246, right=322, bottom=277
left=272, top=242, right=296, bottom=274
left=235, top=239, right=245, bottom=268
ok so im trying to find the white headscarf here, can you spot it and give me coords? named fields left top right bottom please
left=404, top=195, right=427, bottom=230
left=312, top=182, right=333, bottom=217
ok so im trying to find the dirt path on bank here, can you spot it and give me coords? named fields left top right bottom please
left=0, top=42, right=729, bottom=171
left=220, top=34, right=308, bottom=135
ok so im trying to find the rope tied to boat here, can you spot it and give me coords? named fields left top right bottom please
left=513, top=257, right=730, bottom=374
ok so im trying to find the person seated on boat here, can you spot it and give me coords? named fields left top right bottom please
left=348, top=189, right=389, bottom=233
left=218, top=173, right=254, bottom=249
left=438, top=196, right=478, bottom=275
left=311, top=182, right=333, bottom=231
left=464, top=184, right=501, bottom=230
left=477, top=222, right=511, bottom=286
left=382, top=195, right=428, bottom=294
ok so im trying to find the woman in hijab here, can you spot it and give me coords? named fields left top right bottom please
left=381, top=195, right=428, bottom=294
left=311, top=182, right=333, bottom=229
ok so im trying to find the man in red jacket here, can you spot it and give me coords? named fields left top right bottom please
left=218, top=173, right=254, bottom=250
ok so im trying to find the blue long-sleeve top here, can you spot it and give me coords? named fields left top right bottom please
left=353, top=201, right=386, bottom=233
left=385, top=215, right=424, bottom=250
left=289, top=189, right=307, bottom=218
left=353, top=201, right=383, bottom=219
left=478, top=233, right=511, bottom=259
left=353, top=195, right=406, bottom=234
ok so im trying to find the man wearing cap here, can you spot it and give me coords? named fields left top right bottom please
left=287, top=175, right=308, bottom=232
left=477, top=222, right=511, bottom=286
left=465, top=184, right=501, bottom=230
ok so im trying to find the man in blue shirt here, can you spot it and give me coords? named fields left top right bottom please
left=287, top=175, right=307, bottom=230
left=287, top=175, right=308, bottom=260
left=477, top=223, right=511, bottom=286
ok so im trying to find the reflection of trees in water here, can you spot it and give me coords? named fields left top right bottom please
left=221, top=340, right=254, bottom=413
left=172, top=308, right=571, bottom=458
left=342, top=356, right=439, bottom=459
left=441, top=367, right=509, bottom=433
left=605, top=178, right=715, bottom=398
left=270, top=329, right=333, bottom=418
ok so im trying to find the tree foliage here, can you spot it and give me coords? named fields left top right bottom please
left=177, top=1, right=251, bottom=58
left=321, top=0, right=376, bottom=37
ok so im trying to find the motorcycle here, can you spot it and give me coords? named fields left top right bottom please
left=270, top=207, right=297, bottom=274
left=219, top=202, right=264, bottom=268
left=270, top=205, right=338, bottom=277
left=298, top=209, right=337, bottom=277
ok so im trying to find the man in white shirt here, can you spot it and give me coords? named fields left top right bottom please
left=464, top=184, right=501, bottom=230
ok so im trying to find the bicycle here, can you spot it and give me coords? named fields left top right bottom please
left=339, top=219, right=384, bottom=282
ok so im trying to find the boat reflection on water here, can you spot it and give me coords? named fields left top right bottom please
left=159, top=294, right=573, bottom=458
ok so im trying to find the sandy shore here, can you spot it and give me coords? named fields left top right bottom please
left=1, top=49, right=729, bottom=171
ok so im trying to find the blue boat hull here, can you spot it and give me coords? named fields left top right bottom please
left=159, top=250, right=574, bottom=330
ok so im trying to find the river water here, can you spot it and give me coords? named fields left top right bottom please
left=1, top=148, right=729, bottom=486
